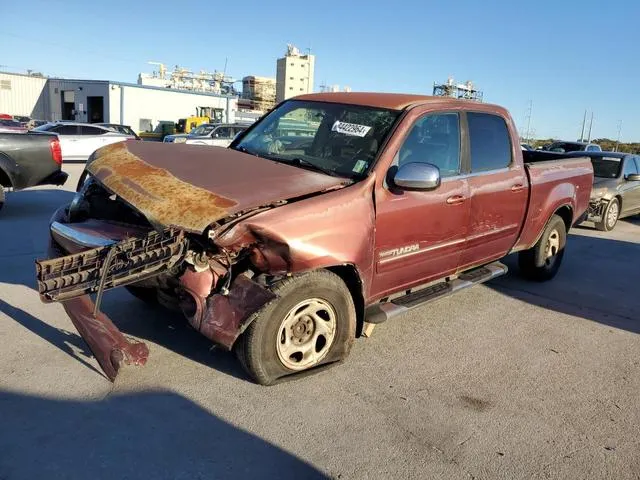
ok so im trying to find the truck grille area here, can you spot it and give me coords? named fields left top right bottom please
left=36, top=228, right=188, bottom=303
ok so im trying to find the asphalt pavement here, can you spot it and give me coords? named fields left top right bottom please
left=1, top=164, right=639, bottom=480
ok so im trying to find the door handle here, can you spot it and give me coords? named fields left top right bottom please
left=511, top=184, right=525, bottom=192
left=446, top=195, right=466, bottom=205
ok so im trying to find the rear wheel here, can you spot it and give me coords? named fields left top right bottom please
left=0, top=187, right=5, bottom=212
left=595, top=198, right=619, bottom=232
left=235, top=270, right=356, bottom=385
left=518, top=214, right=567, bottom=281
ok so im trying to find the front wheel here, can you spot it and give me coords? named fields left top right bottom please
left=518, top=214, right=567, bottom=282
left=235, top=270, right=356, bottom=385
left=595, top=198, right=619, bottom=232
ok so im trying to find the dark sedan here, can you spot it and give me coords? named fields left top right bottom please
left=568, top=152, right=640, bottom=231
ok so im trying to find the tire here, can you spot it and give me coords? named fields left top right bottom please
left=235, top=270, right=356, bottom=385
left=595, top=198, right=619, bottom=232
left=125, top=285, right=158, bottom=304
left=76, top=170, right=88, bottom=192
left=0, top=187, right=4, bottom=213
left=518, top=214, right=567, bottom=282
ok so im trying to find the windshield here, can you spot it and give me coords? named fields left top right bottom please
left=591, top=157, right=622, bottom=178
left=233, top=100, right=401, bottom=178
left=191, top=124, right=216, bottom=136
left=34, top=123, right=54, bottom=131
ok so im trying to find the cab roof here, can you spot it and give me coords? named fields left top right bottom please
left=294, top=92, right=505, bottom=113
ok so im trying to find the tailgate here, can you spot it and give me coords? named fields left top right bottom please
left=36, top=227, right=187, bottom=303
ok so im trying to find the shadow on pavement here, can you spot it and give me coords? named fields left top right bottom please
left=0, top=298, right=105, bottom=378
left=0, top=389, right=327, bottom=480
left=490, top=233, right=640, bottom=334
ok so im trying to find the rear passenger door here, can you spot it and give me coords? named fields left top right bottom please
left=621, top=156, right=640, bottom=214
left=51, top=124, right=82, bottom=161
left=459, top=112, right=527, bottom=270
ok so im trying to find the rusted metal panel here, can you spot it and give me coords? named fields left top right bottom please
left=87, top=142, right=237, bottom=233
left=62, top=295, right=149, bottom=381
left=87, top=141, right=348, bottom=233
left=198, top=275, right=277, bottom=349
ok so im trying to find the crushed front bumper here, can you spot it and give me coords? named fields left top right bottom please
left=36, top=209, right=277, bottom=381
left=586, top=199, right=606, bottom=223
left=35, top=215, right=188, bottom=380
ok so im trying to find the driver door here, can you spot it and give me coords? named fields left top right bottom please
left=371, top=111, right=470, bottom=298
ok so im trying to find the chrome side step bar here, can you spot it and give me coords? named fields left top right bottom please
left=365, top=262, right=508, bottom=324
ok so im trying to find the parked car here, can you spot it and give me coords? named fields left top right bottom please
left=544, top=140, right=601, bottom=153
left=96, top=123, right=141, bottom=140
left=28, top=119, right=48, bottom=130
left=34, top=121, right=135, bottom=162
left=35, top=93, right=593, bottom=384
left=0, top=119, right=27, bottom=133
left=0, top=131, right=68, bottom=212
left=163, top=123, right=249, bottom=147
left=568, top=152, right=640, bottom=231
left=12, top=115, right=31, bottom=127
left=520, top=143, right=534, bottom=151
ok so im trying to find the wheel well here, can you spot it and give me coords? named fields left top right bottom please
left=0, top=168, right=11, bottom=188
left=325, top=265, right=365, bottom=337
left=555, top=205, right=573, bottom=231
left=614, top=195, right=622, bottom=209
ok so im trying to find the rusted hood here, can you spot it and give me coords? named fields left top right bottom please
left=87, top=141, right=349, bottom=233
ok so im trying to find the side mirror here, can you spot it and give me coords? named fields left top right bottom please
left=392, top=162, right=441, bottom=191
left=626, top=173, right=640, bottom=181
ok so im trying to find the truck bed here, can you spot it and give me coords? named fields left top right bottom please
left=0, top=131, right=67, bottom=190
left=513, top=152, right=593, bottom=251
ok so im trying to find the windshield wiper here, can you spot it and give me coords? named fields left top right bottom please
left=286, top=157, right=343, bottom=177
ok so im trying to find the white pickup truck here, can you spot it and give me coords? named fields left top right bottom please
left=163, top=123, right=250, bottom=147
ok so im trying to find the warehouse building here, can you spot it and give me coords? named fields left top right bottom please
left=0, top=71, right=239, bottom=133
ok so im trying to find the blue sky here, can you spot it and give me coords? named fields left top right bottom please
left=2, top=0, right=639, bottom=140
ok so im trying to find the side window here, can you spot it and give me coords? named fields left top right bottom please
left=80, top=126, right=106, bottom=135
left=586, top=145, right=599, bottom=152
left=55, top=125, right=79, bottom=135
left=397, top=113, right=460, bottom=177
left=467, top=112, right=512, bottom=172
left=623, top=157, right=638, bottom=176
left=214, top=127, right=232, bottom=138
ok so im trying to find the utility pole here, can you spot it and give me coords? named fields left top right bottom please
left=524, top=100, right=533, bottom=143
left=579, top=110, right=587, bottom=142
left=614, top=120, right=622, bottom=152
left=587, top=112, right=594, bottom=143
left=305, top=47, right=312, bottom=94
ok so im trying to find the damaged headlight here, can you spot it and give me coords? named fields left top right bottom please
left=590, top=187, right=608, bottom=200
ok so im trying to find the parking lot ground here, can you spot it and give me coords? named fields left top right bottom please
left=1, top=164, right=639, bottom=479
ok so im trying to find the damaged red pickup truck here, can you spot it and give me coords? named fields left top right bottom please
left=35, top=93, right=593, bottom=385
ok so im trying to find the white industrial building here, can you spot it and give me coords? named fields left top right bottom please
left=0, top=71, right=239, bottom=133
left=276, top=45, right=315, bottom=103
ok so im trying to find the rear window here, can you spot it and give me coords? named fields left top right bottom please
left=54, top=125, right=80, bottom=135
left=591, top=157, right=622, bottom=178
left=80, top=126, right=107, bottom=135
left=468, top=112, right=512, bottom=172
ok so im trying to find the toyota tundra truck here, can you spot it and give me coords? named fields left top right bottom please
left=35, top=93, right=593, bottom=384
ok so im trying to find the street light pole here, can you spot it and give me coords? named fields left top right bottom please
left=614, top=120, right=622, bottom=152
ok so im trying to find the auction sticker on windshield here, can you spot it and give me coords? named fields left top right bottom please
left=332, top=120, right=372, bottom=137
